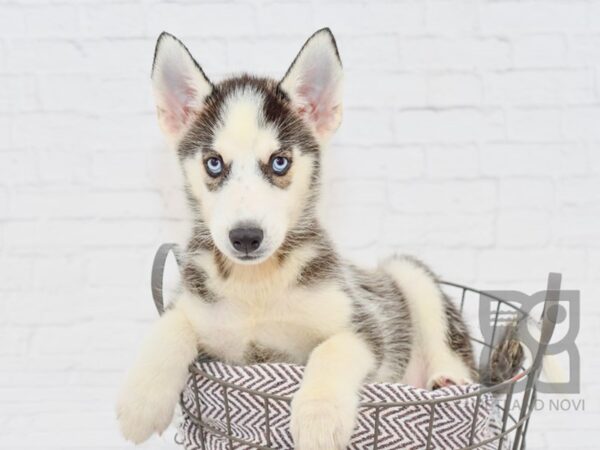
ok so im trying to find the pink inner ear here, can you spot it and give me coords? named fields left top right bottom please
left=290, top=54, right=341, bottom=137
left=160, top=84, right=198, bottom=136
left=296, top=83, right=339, bottom=137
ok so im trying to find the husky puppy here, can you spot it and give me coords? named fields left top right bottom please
left=117, top=29, right=480, bottom=449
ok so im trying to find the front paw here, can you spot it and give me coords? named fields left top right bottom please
left=116, top=371, right=179, bottom=444
left=290, top=391, right=357, bottom=450
left=427, top=373, right=473, bottom=390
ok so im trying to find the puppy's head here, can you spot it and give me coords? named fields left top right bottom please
left=151, top=29, right=343, bottom=264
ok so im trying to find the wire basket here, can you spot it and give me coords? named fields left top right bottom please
left=151, top=243, right=560, bottom=450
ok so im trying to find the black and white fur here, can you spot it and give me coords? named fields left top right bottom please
left=116, top=29, right=479, bottom=449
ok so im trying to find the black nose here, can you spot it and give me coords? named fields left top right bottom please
left=229, top=227, right=264, bottom=254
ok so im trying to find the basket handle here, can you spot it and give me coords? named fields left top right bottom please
left=151, top=243, right=182, bottom=316
left=512, top=273, right=563, bottom=450
left=531, top=272, right=562, bottom=372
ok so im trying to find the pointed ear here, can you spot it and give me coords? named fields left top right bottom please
left=279, top=28, right=343, bottom=142
left=151, top=32, right=213, bottom=143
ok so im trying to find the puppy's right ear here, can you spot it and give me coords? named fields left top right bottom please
left=151, top=32, right=213, bottom=143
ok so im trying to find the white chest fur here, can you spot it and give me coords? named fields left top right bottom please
left=178, top=278, right=353, bottom=364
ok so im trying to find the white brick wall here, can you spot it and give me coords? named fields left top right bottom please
left=1, top=1, right=599, bottom=448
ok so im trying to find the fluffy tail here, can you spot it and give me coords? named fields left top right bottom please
left=481, top=319, right=567, bottom=389
left=480, top=321, right=525, bottom=386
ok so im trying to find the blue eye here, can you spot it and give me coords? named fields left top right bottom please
left=205, top=157, right=223, bottom=177
left=271, top=156, right=290, bottom=175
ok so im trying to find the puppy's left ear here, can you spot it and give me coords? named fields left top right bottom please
left=279, top=28, right=343, bottom=142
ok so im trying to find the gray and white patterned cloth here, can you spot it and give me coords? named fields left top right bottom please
left=178, top=360, right=504, bottom=450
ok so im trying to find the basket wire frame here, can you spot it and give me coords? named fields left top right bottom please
left=151, top=243, right=560, bottom=450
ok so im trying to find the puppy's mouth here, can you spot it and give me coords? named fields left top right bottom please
left=228, top=248, right=272, bottom=265
left=238, top=254, right=261, bottom=262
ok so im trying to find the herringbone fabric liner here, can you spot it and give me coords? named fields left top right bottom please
left=179, top=360, right=499, bottom=450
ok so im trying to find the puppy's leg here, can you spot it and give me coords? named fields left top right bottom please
left=116, top=304, right=198, bottom=443
left=384, top=257, right=474, bottom=389
left=291, top=331, right=375, bottom=450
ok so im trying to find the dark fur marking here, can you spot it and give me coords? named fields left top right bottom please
left=345, top=266, right=414, bottom=375
left=355, top=266, right=413, bottom=377
left=443, top=294, right=478, bottom=380
left=243, top=342, right=290, bottom=364
left=213, top=248, right=231, bottom=279
left=297, top=249, right=340, bottom=286
left=350, top=297, right=386, bottom=370
left=178, top=74, right=320, bottom=159
left=276, top=222, right=321, bottom=263
left=181, top=261, right=219, bottom=303
left=187, top=223, right=214, bottom=253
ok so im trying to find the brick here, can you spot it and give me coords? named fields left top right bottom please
left=425, top=1, right=477, bottom=34
left=86, top=39, right=152, bottom=76
left=388, top=180, right=496, bottom=213
left=5, top=40, right=87, bottom=74
left=556, top=178, right=600, bottom=207
left=0, top=327, right=29, bottom=356
left=337, top=108, right=394, bottom=145
left=342, top=35, right=400, bottom=70
left=0, top=116, right=11, bottom=149
left=499, top=178, right=555, bottom=209
left=313, top=2, right=425, bottom=35
left=326, top=145, right=425, bottom=180
left=513, top=35, right=567, bottom=68
left=563, top=107, right=600, bottom=140
left=37, top=74, right=93, bottom=112
left=394, top=108, right=505, bottom=143
left=568, top=35, right=600, bottom=66
left=507, top=108, right=562, bottom=141
left=39, top=75, right=153, bottom=113
left=497, top=210, right=552, bottom=247
left=0, top=257, right=32, bottom=292
left=480, top=2, right=588, bottom=33
left=399, top=37, right=511, bottom=70
left=428, top=73, right=482, bottom=107
left=9, top=187, right=89, bottom=219
left=426, top=145, right=479, bottom=178
left=481, top=143, right=588, bottom=177
left=90, top=150, right=157, bottom=189
left=484, top=69, right=595, bottom=106
left=477, top=249, right=587, bottom=283
left=326, top=204, right=382, bottom=249
left=227, top=37, right=301, bottom=74
left=176, top=38, right=231, bottom=76
left=0, top=75, right=37, bottom=112
left=328, top=180, right=386, bottom=205
left=381, top=212, right=495, bottom=247
left=417, top=248, right=478, bottom=283
left=24, top=4, right=79, bottom=37
left=85, top=250, right=149, bottom=287
left=0, top=6, right=26, bottom=37
left=146, top=3, right=257, bottom=38
left=81, top=3, right=145, bottom=38
left=345, top=72, right=427, bottom=109
left=556, top=204, right=600, bottom=247
left=257, top=3, right=313, bottom=36
left=30, top=325, right=89, bottom=355
left=35, top=149, right=90, bottom=186
left=12, top=114, right=96, bottom=149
